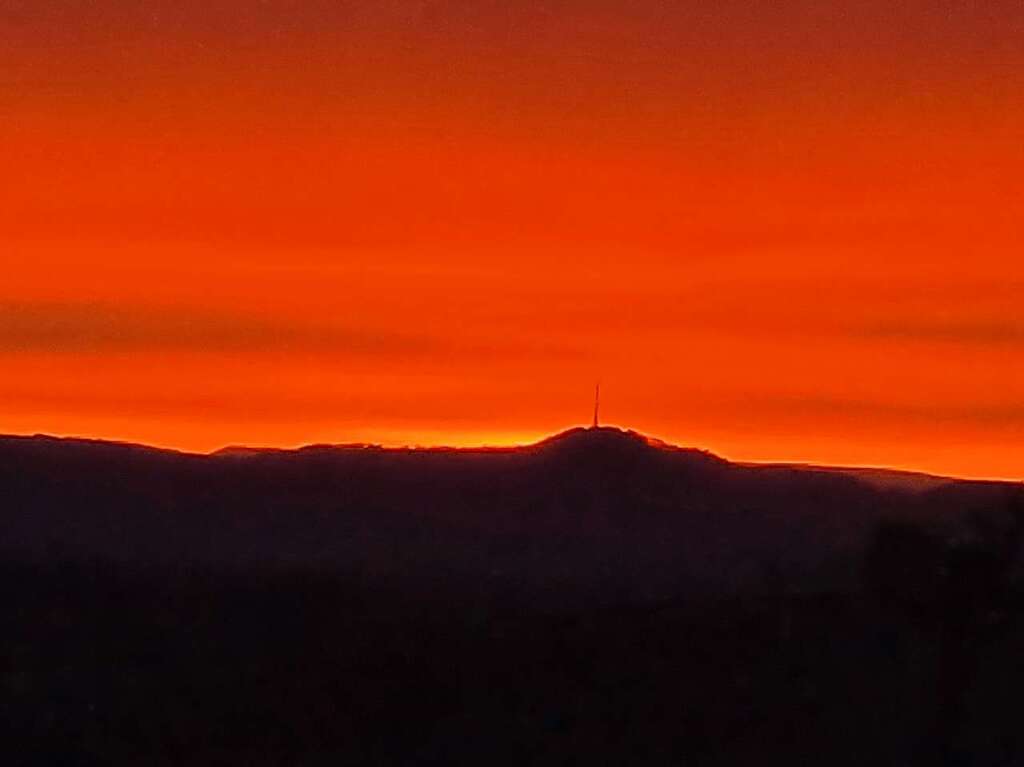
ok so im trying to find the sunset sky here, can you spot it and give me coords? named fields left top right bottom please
left=2, top=1, right=1023, bottom=479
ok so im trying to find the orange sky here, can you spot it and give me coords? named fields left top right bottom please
left=2, top=1, right=1023, bottom=479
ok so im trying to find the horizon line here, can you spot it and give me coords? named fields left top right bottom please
left=3, top=424, right=1020, bottom=485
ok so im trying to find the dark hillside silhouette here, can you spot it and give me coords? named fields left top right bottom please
left=2, top=426, right=1022, bottom=765
left=1, top=427, right=1013, bottom=601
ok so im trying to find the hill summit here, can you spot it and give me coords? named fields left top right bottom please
left=1, top=427, right=1016, bottom=603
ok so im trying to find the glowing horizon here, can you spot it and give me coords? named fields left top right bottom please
left=4, top=418, right=1019, bottom=484
left=3, top=2, right=1023, bottom=482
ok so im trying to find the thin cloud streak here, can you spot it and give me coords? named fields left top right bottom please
left=701, top=392, right=1024, bottom=433
left=858, top=319, right=1024, bottom=346
left=0, top=302, right=427, bottom=356
left=0, top=301, right=582, bottom=361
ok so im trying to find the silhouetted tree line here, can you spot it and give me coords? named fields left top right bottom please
left=863, top=489, right=1024, bottom=764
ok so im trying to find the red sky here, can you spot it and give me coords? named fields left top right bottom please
left=2, top=1, right=1023, bottom=478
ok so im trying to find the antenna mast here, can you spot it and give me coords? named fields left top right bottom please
left=592, top=382, right=600, bottom=428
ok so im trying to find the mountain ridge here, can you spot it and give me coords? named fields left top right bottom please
left=2, top=426, right=1004, bottom=488
left=2, top=424, right=1018, bottom=604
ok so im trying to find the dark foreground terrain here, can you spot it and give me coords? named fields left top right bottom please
left=2, top=428, right=1022, bottom=764
left=5, top=563, right=1024, bottom=766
